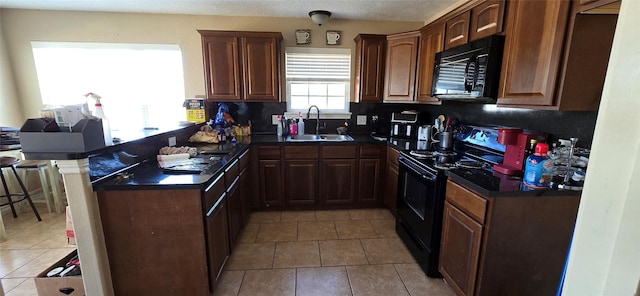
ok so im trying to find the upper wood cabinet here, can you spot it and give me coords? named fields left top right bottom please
left=199, top=31, right=283, bottom=102
left=470, top=0, right=505, bottom=41
left=497, top=0, right=617, bottom=110
left=354, top=34, right=386, bottom=103
left=444, top=11, right=471, bottom=49
left=383, top=31, right=420, bottom=102
left=416, top=23, right=445, bottom=103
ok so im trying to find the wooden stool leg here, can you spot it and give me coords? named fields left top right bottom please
left=0, top=211, right=6, bottom=242
left=0, top=171, right=18, bottom=218
left=10, top=167, right=41, bottom=221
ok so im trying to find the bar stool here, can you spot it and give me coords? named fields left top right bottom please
left=15, top=160, right=55, bottom=213
left=0, top=156, right=42, bottom=221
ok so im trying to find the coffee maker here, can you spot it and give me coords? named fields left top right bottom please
left=390, top=111, right=419, bottom=138
left=493, top=128, right=544, bottom=175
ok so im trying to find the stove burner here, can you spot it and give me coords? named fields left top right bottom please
left=433, top=150, right=456, bottom=157
left=409, top=150, right=435, bottom=159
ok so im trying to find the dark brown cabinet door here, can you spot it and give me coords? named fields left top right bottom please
left=285, top=160, right=319, bottom=206
left=383, top=31, right=420, bottom=102
left=439, top=201, right=483, bottom=296
left=358, top=159, right=382, bottom=204
left=201, top=35, right=242, bottom=101
left=241, top=36, right=280, bottom=102
left=497, top=0, right=571, bottom=107
left=445, top=11, right=471, bottom=49
left=470, top=0, right=505, bottom=41
left=226, top=175, right=242, bottom=247
left=239, top=167, right=251, bottom=223
left=416, top=23, right=445, bottom=103
left=321, top=159, right=357, bottom=205
left=258, top=159, right=283, bottom=207
left=354, top=34, right=386, bottom=102
left=384, top=161, right=399, bottom=217
left=205, top=193, right=229, bottom=293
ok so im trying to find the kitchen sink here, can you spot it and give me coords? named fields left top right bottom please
left=286, top=134, right=354, bottom=142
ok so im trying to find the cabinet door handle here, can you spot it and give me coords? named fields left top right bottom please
left=225, top=159, right=239, bottom=172
left=227, top=175, right=240, bottom=193
left=205, top=173, right=224, bottom=192
left=239, top=149, right=249, bottom=159
left=207, top=192, right=226, bottom=217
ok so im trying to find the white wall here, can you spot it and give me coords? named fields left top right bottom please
left=0, top=22, right=23, bottom=127
left=563, top=0, right=640, bottom=294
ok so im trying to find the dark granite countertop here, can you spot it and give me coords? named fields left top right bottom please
left=445, top=168, right=581, bottom=197
left=249, top=134, right=383, bottom=145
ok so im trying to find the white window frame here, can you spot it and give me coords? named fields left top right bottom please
left=285, top=47, right=351, bottom=119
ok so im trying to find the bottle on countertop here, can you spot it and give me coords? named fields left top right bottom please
left=523, top=143, right=554, bottom=188
left=297, top=112, right=305, bottom=135
left=289, top=118, right=298, bottom=135
left=524, top=138, right=538, bottom=160
left=85, top=92, right=113, bottom=145
left=276, top=115, right=283, bottom=136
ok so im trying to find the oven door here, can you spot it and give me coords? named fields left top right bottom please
left=396, top=156, right=442, bottom=250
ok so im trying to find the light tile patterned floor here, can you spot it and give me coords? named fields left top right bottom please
left=0, top=204, right=75, bottom=296
left=0, top=206, right=456, bottom=296
left=217, top=209, right=456, bottom=296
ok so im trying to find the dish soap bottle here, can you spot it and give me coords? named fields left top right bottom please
left=297, top=112, right=305, bottom=135
left=85, top=92, right=113, bottom=145
left=523, top=143, right=554, bottom=188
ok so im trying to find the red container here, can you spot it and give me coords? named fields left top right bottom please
left=497, top=128, right=522, bottom=145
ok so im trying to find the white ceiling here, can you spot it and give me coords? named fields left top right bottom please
left=0, top=0, right=461, bottom=22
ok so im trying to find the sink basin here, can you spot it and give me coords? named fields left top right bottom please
left=286, top=134, right=354, bottom=142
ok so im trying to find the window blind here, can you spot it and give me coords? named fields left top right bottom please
left=286, top=52, right=350, bottom=80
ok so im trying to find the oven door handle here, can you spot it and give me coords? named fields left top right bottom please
left=398, top=156, right=437, bottom=181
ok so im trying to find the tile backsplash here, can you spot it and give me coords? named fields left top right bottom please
left=208, top=102, right=598, bottom=148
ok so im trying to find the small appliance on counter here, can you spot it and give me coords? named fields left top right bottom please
left=390, top=111, right=420, bottom=138
left=493, top=128, right=546, bottom=176
left=0, top=127, right=21, bottom=150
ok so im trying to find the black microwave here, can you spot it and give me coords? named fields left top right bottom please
left=431, top=35, right=505, bottom=101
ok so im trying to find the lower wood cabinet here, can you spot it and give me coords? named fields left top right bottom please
left=384, top=146, right=400, bottom=216
left=257, top=159, right=283, bottom=207
left=358, top=158, right=382, bottom=204
left=205, top=190, right=230, bottom=293
left=321, top=159, right=357, bottom=205
left=439, top=180, right=580, bottom=296
left=285, top=160, right=319, bottom=206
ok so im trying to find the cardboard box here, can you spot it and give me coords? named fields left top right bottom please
left=35, top=250, right=85, bottom=296
left=20, top=118, right=106, bottom=153
left=66, top=206, right=76, bottom=245
left=184, top=98, right=207, bottom=123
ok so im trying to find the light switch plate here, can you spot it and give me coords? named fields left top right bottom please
left=272, top=115, right=280, bottom=125
left=357, top=115, right=367, bottom=126
left=168, top=136, right=177, bottom=147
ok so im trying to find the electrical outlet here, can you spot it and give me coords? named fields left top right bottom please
left=357, top=115, right=367, bottom=126
left=272, top=115, right=280, bottom=125
left=168, top=136, right=176, bottom=147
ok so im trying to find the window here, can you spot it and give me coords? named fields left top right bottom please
left=285, top=47, right=351, bottom=117
left=31, top=42, right=186, bottom=134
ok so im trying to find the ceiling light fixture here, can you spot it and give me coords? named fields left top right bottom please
left=309, top=10, right=331, bottom=26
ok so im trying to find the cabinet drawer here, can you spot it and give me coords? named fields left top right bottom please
left=446, top=181, right=487, bottom=223
left=238, top=149, right=250, bottom=170
left=257, top=146, right=281, bottom=160
left=204, top=172, right=226, bottom=212
left=322, top=145, right=357, bottom=159
left=224, top=158, right=240, bottom=185
left=387, top=146, right=400, bottom=167
left=284, top=146, right=319, bottom=159
left=360, top=145, right=383, bottom=159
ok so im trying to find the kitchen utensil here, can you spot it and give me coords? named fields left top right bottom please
left=438, top=132, right=454, bottom=150
left=437, top=115, right=445, bottom=132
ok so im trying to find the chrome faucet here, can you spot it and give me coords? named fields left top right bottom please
left=307, top=105, right=320, bottom=135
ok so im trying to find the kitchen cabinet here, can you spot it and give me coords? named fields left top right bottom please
left=416, top=23, right=445, bottom=103
left=284, top=146, right=319, bottom=206
left=469, top=0, right=505, bottom=41
left=497, top=0, right=617, bottom=110
left=238, top=149, right=252, bottom=224
left=578, top=0, right=619, bottom=13
left=383, top=31, right=420, bottom=102
left=357, top=145, right=383, bottom=204
left=97, top=189, right=210, bottom=295
left=255, top=146, right=283, bottom=208
left=383, top=146, right=399, bottom=216
left=205, top=185, right=230, bottom=293
left=199, top=31, right=283, bottom=102
left=444, top=11, right=471, bottom=49
left=321, top=145, right=357, bottom=205
left=354, top=34, right=386, bottom=103
left=439, top=180, right=580, bottom=295
left=226, top=164, right=242, bottom=247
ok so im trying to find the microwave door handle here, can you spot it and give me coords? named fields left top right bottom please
left=464, top=58, right=472, bottom=92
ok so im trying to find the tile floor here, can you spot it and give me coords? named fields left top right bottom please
left=0, top=204, right=75, bottom=296
left=0, top=206, right=456, bottom=296
left=216, top=209, right=456, bottom=296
